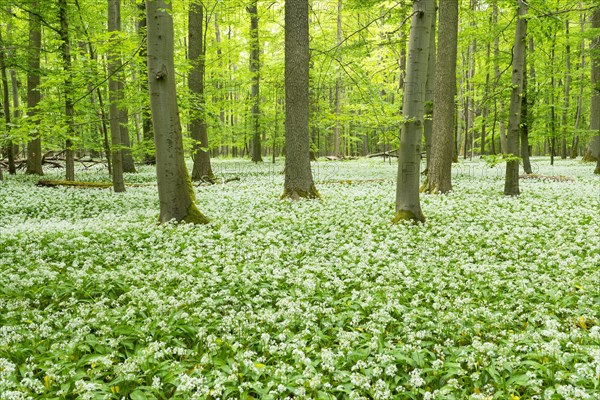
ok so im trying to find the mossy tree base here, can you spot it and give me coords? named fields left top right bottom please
left=181, top=203, right=210, bottom=224
left=280, top=186, right=321, bottom=201
left=392, top=209, right=425, bottom=224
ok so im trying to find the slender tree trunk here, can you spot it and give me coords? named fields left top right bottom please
left=249, top=0, right=262, bottom=162
left=189, top=2, right=214, bottom=181
left=147, top=0, right=208, bottom=223
left=481, top=40, right=491, bottom=156
left=137, top=1, right=154, bottom=165
left=59, top=0, right=75, bottom=181
left=493, top=2, right=507, bottom=154
left=108, top=0, right=125, bottom=192
left=119, top=89, right=136, bottom=173
left=591, top=8, right=600, bottom=173
left=573, top=10, right=585, bottom=159
left=0, top=32, right=15, bottom=175
left=394, top=0, right=433, bottom=222
left=504, top=0, right=527, bottom=196
left=26, top=2, right=43, bottom=175
left=425, top=0, right=457, bottom=194
left=423, top=3, right=436, bottom=175
left=521, top=44, right=532, bottom=174
left=561, top=20, right=571, bottom=160
left=282, top=0, right=319, bottom=200
left=333, top=0, right=343, bottom=157
left=549, top=33, right=557, bottom=166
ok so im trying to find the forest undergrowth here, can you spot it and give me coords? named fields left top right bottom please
left=0, top=157, right=598, bottom=399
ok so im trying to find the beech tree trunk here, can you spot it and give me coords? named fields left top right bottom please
left=520, top=45, right=532, bottom=175
left=108, top=0, right=125, bottom=192
left=59, top=0, right=75, bottom=181
left=424, top=0, right=457, bottom=194
left=282, top=0, right=319, bottom=200
left=423, top=4, right=436, bottom=175
left=591, top=8, right=600, bottom=174
left=249, top=0, right=262, bottom=162
left=504, top=0, right=527, bottom=196
left=394, top=0, right=433, bottom=222
left=137, top=1, right=155, bottom=165
left=189, top=2, right=214, bottom=180
left=560, top=20, right=571, bottom=160
left=0, top=31, right=15, bottom=175
left=147, top=0, right=209, bottom=223
left=333, top=0, right=342, bottom=157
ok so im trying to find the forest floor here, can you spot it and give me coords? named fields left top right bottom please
left=0, top=157, right=599, bottom=399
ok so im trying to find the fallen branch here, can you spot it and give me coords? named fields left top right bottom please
left=519, top=174, right=576, bottom=182
left=37, top=180, right=113, bottom=189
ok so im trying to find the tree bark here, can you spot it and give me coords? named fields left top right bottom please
left=25, top=1, right=44, bottom=175
left=59, top=0, right=75, bottom=181
left=147, top=0, right=209, bottom=223
left=108, top=0, right=125, bottom=192
left=333, top=0, right=343, bottom=158
left=0, top=31, right=15, bottom=175
left=424, top=0, right=457, bottom=194
left=189, top=2, right=214, bottom=181
left=591, top=7, right=600, bottom=174
left=394, top=0, right=433, bottom=222
left=249, top=0, right=262, bottom=162
left=282, top=0, right=319, bottom=200
left=423, top=3, right=436, bottom=175
left=561, top=20, right=571, bottom=160
left=504, top=0, right=527, bottom=196
left=137, top=1, right=155, bottom=165
left=520, top=44, right=532, bottom=174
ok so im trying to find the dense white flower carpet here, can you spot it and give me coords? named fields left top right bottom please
left=0, top=158, right=598, bottom=399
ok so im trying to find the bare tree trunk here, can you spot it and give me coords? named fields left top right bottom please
left=26, top=2, right=43, bottom=175
left=394, top=0, right=433, bottom=222
left=423, top=4, right=436, bottom=175
left=249, top=0, right=262, bottom=162
left=549, top=33, right=557, bottom=166
left=188, top=2, right=214, bottom=181
left=333, top=0, right=342, bottom=157
left=0, top=31, right=15, bottom=175
left=591, top=8, right=600, bottom=174
left=425, top=0, right=457, bottom=194
left=137, top=1, right=154, bottom=165
left=521, top=44, right=532, bottom=174
left=147, top=0, right=208, bottom=223
left=282, top=0, right=319, bottom=200
left=561, top=20, right=571, bottom=160
left=504, top=0, right=527, bottom=196
left=59, top=0, right=75, bottom=181
left=108, top=0, right=125, bottom=192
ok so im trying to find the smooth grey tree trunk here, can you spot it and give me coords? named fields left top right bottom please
left=394, top=0, right=433, bottom=222
left=422, top=3, right=436, bottom=175
left=282, top=0, right=319, bottom=200
left=147, top=0, right=209, bottom=223
left=137, top=1, right=155, bottom=165
left=424, top=0, right=457, bottom=194
left=26, top=3, right=43, bottom=175
left=59, top=0, right=75, bottom=181
left=333, top=0, right=342, bottom=157
left=0, top=32, right=15, bottom=175
left=0, top=31, right=15, bottom=175
left=249, top=0, right=262, bottom=162
left=561, top=20, right=570, bottom=160
left=119, top=94, right=136, bottom=173
left=504, top=0, right=527, bottom=196
left=591, top=8, right=600, bottom=174
left=520, top=44, right=532, bottom=174
left=189, top=2, right=214, bottom=181
left=108, top=0, right=125, bottom=192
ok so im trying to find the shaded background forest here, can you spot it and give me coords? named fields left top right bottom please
left=0, top=0, right=598, bottom=169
